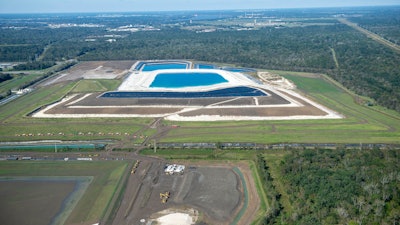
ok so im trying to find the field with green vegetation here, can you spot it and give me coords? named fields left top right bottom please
left=158, top=72, right=400, bottom=144
left=0, top=69, right=399, bottom=145
left=0, top=81, right=154, bottom=142
left=0, top=160, right=129, bottom=224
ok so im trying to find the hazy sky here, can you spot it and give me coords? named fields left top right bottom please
left=0, top=0, right=399, bottom=13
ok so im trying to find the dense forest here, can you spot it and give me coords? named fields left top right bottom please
left=67, top=25, right=400, bottom=111
left=259, top=149, right=400, bottom=225
left=0, top=74, right=12, bottom=83
left=349, top=8, right=400, bottom=45
left=0, top=7, right=399, bottom=111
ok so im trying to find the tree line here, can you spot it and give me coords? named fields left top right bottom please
left=257, top=154, right=283, bottom=224
left=0, top=73, right=12, bottom=83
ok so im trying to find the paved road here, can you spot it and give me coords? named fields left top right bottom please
left=0, top=94, right=20, bottom=106
left=338, top=18, right=400, bottom=53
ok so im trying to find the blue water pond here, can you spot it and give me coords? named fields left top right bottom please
left=139, top=62, right=188, bottom=71
left=150, top=72, right=228, bottom=88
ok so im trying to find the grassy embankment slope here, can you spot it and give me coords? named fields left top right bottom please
left=159, top=71, right=400, bottom=144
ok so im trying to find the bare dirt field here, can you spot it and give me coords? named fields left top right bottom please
left=33, top=88, right=334, bottom=120
left=0, top=180, right=76, bottom=225
left=112, top=160, right=257, bottom=225
left=41, top=61, right=135, bottom=86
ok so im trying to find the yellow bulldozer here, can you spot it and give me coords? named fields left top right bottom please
left=160, top=191, right=170, bottom=203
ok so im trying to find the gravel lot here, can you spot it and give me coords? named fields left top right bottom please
left=112, top=161, right=243, bottom=225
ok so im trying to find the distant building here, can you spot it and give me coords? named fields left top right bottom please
left=13, top=88, right=32, bottom=95
left=0, top=63, right=18, bottom=70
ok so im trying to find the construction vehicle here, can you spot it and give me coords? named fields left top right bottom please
left=160, top=191, right=170, bottom=203
left=131, top=160, right=140, bottom=174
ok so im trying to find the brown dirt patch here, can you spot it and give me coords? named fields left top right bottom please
left=36, top=89, right=328, bottom=118
left=41, top=61, right=135, bottom=86
left=112, top=160, right=248, bottom=225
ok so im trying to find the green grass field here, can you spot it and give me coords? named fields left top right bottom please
left=0, top=70, right=399, bottom=144
left=0, top=160, right=129, bottom=224
left=0, top=81, right=153, bottom=142
left=159, top=73, right=400, bottom=144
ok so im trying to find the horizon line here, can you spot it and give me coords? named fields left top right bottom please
left=1, top=4, right=399, bottom=15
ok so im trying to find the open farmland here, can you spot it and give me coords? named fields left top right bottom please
left=0, top=160, right=129, bottom=225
